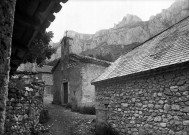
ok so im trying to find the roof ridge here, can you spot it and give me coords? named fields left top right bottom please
left=131, top=15, right=189, bottom=52
left=70, top=53, right=112, bottom=64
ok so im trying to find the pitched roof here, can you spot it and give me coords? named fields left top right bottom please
left=36, top=65, right=53, bottom=73
left=69, top=54, right=111, bottom=67
left=52, top=54, right=111, bottom=72
left=93, top=16, right=189, bottom=83
left=11, top=0, right=68, bottom=74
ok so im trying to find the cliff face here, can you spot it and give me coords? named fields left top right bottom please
left=52, top=0, right=189, bottom=61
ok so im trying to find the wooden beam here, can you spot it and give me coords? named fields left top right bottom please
left=60, top=0, right=69, bottom=3
left=10, top=59, right=22, bottom=66
left=48, top=14, right=55, bottom=22
left=53, top=3, right=62, bottom=13
left=26, top=1, right=57, bottom=47
left=15, top=12, right=41, bottom=29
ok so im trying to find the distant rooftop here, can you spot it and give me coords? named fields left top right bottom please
left=17, top=63, right=53, bottom=73
left=36, top=65, right=53, bottom=73
left=52, top=54, right=111, bottom=72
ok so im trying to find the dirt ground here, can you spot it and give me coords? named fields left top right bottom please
left=42, top=95, right=96, bottom=135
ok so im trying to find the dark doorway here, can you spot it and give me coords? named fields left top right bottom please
left=63, top=82, right=68, bottom=104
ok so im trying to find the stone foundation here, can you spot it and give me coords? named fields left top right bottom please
left=95, top=66, right=189, bottom=135
left=5, top=78, right=45, bottom=135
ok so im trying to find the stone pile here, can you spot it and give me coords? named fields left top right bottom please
left=5, top=79, right=45, bottom=135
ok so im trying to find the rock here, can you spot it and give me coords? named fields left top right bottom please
left=164, top=89, right=172, bottom=96
left=183, top=120, right=189, bottom=125
left=170, top=86, right=179, bottom=92
left=160, top=123, right=166, bottom=127
left=185, top=101, right=189, bottom=105
left=159, top=100, right=164, bottom=104
left=171, top=104, right=180, bottom=110
left=177, top=80, right=186, bottom=86
left=182, top=115, right=189, bottom=120
left=121, top=103, right=128, bottom=107
left=164, top=104, right=170, bottom=111
left=179, top=85, right=189, bottom=92
left=182, top=107, right=189, bottom=112
left=148, top=104, right=154, bottom=108
left=157, top=93, right=162, bottom=97
left=175, top=131, right=183, bottom=135
left=154, top=116, right=161, bottom=122
left=118, top=108, right=121, bottom=111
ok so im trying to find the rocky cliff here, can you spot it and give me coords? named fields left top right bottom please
left=51, top=0, right=189, bottom=62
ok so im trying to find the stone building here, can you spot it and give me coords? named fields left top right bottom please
left=36, top=65, right=53, bottom=96
left=52, top=37, right=111, bottom=108
left=18, top=63, right=53, bottom=96
left=92, top=16, right=189, bottom=135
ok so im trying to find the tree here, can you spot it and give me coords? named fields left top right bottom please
left=24, top=31, right=56, bottom=66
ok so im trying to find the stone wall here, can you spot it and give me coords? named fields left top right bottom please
left=95, top=66, right=189, bottom=135
left=0, top=0, right=16, bottom=133
left=52, top=61, right=62, bottom=104
left=5, top=78, right=45, bottom=135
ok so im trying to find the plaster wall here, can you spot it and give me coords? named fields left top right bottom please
left=80, top=63, right=107, bottom=107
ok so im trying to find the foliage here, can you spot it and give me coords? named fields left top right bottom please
left=24, top=31, right=56, bottom=66
left=39, top=109, right=49, bottom=124
left=46, top=58, right=60, bottom=66
left=78, top=106, right=96, bottom=115
left=70, top=105, right=96, bottom=115
left=95, top=123, right=119, bottom=135
left=65, top=103, right=72, bottom=109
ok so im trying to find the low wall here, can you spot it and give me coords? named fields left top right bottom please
left=95, top=67, right=189, bottom=135
left=5, top=78, right=45, bottom=135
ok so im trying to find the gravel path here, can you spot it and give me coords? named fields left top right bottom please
left=43, top=96, right=96, bottom=135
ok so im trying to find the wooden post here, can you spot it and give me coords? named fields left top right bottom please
left=0, top=0, right=16, bottom=133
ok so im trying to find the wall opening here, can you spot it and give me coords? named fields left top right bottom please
left=63, top=82, right=68, bottom=104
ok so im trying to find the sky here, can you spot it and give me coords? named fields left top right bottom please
left=47, top=0, right=175, bottom=43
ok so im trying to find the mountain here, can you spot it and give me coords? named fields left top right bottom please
left=51, top=0, right=189, bottom=62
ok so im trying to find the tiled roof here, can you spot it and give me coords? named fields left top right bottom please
left=93, top=16, right=189, bottom=83
left=52, top=54, right=111, bottom=72
left=36, top=65, right=53, bottom=73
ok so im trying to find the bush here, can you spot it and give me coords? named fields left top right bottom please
left=71, top=106, right=96, bottom=115
left=39, top=109, right=49, bottom=124
left=78, top=106, right=96, bottom=115
left=65, top=103, right=72, bottom=109
left=95, top=122, right=119, bottom=135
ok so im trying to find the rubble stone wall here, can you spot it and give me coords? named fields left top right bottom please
left=95, top=66, right=189, bottom=135
left=0, top=0, right=16, bottom=133
left=5, top=79, right=45, bottom=135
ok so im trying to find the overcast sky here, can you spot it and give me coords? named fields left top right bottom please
left=47, top=0, right=175, bottom=43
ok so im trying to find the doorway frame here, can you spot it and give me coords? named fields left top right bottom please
left=62, top=81, right=69, bottom=104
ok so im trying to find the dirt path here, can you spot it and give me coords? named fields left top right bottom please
left=43, top=96, right=96, bottom=135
